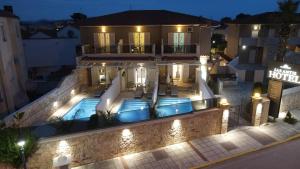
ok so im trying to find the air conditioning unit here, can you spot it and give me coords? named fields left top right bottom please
left=187, top=27, right=193, bottom=32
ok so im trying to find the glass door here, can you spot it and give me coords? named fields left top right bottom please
left=173, top=32, right=184, bottom=53
left=136, top=67, right=147, bottom=86
left=133, top=32, right=145, bottom=53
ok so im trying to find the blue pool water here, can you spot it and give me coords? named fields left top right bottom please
left=117, top=99, right=150, bottom=122
left=156, top=98, right=193, bottom=117
left=63, top=98, right=100, bottom=121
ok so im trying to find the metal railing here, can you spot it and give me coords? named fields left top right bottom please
left=81, top=44, right=154, bottom=55
left=163, top=45, right=197, bottom=54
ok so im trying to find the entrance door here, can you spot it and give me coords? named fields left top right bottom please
left=136, top=67, right=146, bottom=86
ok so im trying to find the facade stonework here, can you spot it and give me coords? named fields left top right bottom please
left=27, top=108, right=222, bottom=169
left=4, top=71, right=80, bottom=127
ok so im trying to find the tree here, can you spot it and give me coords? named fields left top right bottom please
left=276, top=0, right=300, bottom=61
left=211, top=34, right=227, bottom=52
left=235, top=13, right=251, bottom=20
left=70, top=12, right=87, bottom=22
left=0, top=128, right=37, bottom=167
left=220, top=17, right=232, bottom=23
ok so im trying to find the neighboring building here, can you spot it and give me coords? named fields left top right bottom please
left=77, top=10, right=215, bottom=90
left=22, top=25, right=80, bottom=80
left=0, top=6, right=28, bottom=115
left=225, top=12, right=300, bottom=82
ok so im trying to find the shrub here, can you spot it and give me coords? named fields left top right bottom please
left=284, top=111, right=298, bottom=125
left=88, top=114, right=99, bottom=129
left=0, top=128, right=37, bottom=167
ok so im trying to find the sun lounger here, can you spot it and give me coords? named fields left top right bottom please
left=171, top=86, right=178, bottom=96
left=158, top=85, right=166, bottom=96
left=134, top=86, right=144, bottom=98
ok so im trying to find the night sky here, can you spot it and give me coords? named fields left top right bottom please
left=0, top=0, right=295, bottom=21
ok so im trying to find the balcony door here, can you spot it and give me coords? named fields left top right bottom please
left=94, top=33, right=115, bottom=53
left=129, top=32, right=150, bottom=53
left=168, top=32, right=191, bottom=53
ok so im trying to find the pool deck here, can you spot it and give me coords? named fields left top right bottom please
left=50, top=93, right=90, bottom=119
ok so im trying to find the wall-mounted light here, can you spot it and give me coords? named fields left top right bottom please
left=53, top=101, right=59, bottom=108
left=102, top=62, right=106, bottom=67
left=136, top=26, right=141, bottom=32
left=101, top=26, right=106, bottom=33
left=253, top=92, right=261, bottom=99
left=70, top=89, right=75, bottom=95
left=172, top=119, right=181, bottom=129
left=212, top=40, right=216, bottom=44
left=253, top=24, right=260, bottom=31
left=176, top=25, right=182, bottom=32
left=242, top=45, right=247, bottom=50
left=106, top=99, right=110, bottom=107
left=220, top=98, right=229, bottom=106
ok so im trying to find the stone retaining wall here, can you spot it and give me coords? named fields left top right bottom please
left=280, top=86, right=300, bottom=112
left=4, top=71, right=80, bottom=127
left=28, top=108, right=222, bottom=169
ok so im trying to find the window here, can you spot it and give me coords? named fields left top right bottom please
left=168, top=32, right=191, bottom=53
left=129, top=32, right=150, bottom=53
left=0, top=23, right=6, bottom=41
left=94, top=33, right=115, bottom=53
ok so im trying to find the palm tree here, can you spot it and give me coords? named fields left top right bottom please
left=276, top=0, right=300, bottom=61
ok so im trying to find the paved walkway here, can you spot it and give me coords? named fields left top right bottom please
left=73, top=110, right=300, bottom=169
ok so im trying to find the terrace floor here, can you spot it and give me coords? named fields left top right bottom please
left=73, top=109, right=300, bottom=169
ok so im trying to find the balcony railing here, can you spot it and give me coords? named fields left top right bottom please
left=81, top=44, right=155, bottom=56
left=163, top=45, right=197, bottom=54
left=79, top=43, right=200, bottom=57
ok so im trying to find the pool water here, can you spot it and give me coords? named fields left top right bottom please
left=63, top=98, right=100, bottom=121
left=155, top=98, right=193, bottom=117
left=117, top=99, right=150, bottom=122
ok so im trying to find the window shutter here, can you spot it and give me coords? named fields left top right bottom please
left=110, top=33, right=115, bottom=45
left=129, top=32, right=134, bottom=45
left=184, top=33, right=191, bottom=45
left=145, top=32, right=150, bottom=45
left=168, top=33, right=173, bottom=45
left=93, top=33, right=99, bottom=48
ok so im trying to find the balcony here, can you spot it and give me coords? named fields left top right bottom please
left=161, top=44, right=200, bottom=57
left=81, top=44, right=156, bottom=57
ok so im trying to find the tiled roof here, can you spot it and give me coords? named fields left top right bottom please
left=80, top=10, right=217, bottom=26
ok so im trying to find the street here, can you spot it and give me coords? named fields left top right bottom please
left=204, top=137, right=300, bottom=169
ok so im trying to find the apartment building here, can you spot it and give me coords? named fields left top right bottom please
left=0, top=6, right=28, bottom=115
left=225, top=12, right=300, bottom=82
left=77, top=10, right=214, bottom=90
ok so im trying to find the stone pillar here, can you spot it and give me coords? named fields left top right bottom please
left=251, top=93, right=270, bottom=126
left=220, top=99, right=230, bottom=134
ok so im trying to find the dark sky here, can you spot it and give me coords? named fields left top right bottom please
left=0, top=0, right=292, bottom=21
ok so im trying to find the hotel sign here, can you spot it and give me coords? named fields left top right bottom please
left=268, top=62, right=300, bottom=84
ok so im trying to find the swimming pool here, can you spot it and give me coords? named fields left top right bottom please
left=63, top=98, right=100, bottom=121
left=155, top=98, right=193, bottom=117
left=117, top=99, right=150, bottom=122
